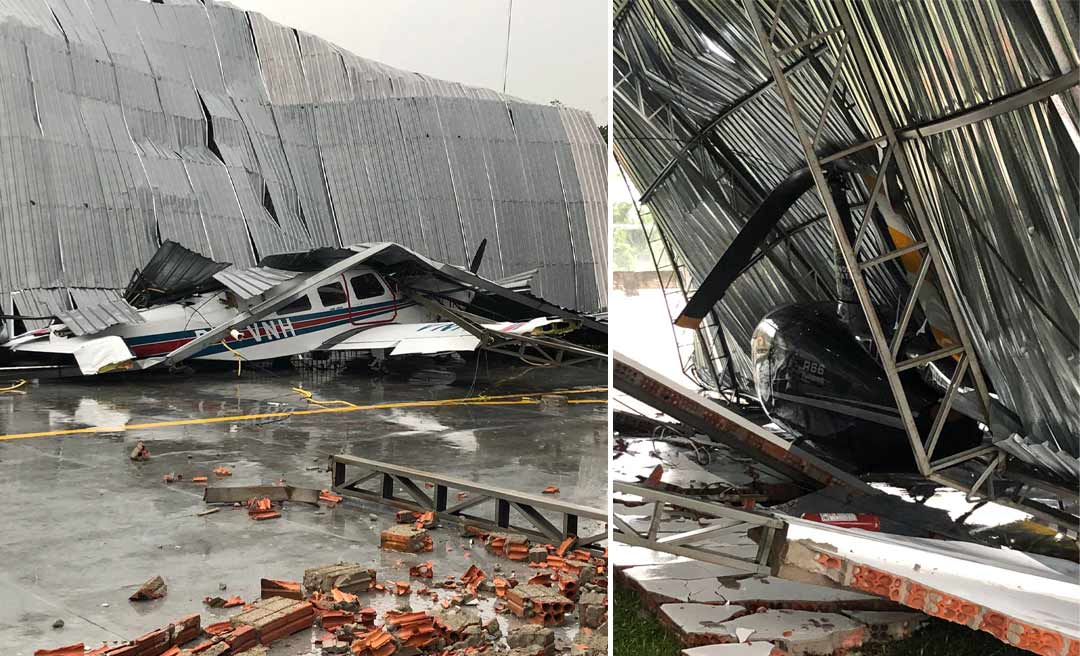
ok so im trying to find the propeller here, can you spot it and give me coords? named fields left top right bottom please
left=469, top=238, right=488, bottom=274
left=674, top=167, right=819, bottom=329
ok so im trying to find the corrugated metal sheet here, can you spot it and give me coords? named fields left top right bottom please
left=214, top=266, right=297, bottom=300
left=55, top=297, right=144, bottom=336
left=0, top=0, right=605, bottom=313
left=614, top=0, right=1078, bottom=475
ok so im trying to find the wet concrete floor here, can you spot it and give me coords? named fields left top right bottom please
left=0, top=358, right=607, bottom=653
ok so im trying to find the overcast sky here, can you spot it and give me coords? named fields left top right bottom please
left=224, top=0, right=609, bottom=125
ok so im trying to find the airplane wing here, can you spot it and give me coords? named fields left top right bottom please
left=7, top=332, right=135, bottom=375
left=321, top=317, right=564, bottom=356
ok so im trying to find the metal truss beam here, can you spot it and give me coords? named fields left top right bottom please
left=330, top=455, right=607, bottom=548
left=613, top=481, right=781, bottom=575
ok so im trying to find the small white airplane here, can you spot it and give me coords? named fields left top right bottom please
left=3, top=241, right=605, bottom=377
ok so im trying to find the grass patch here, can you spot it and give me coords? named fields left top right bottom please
left=614, top=584, right=682, bottom=655
left=615, top=582, right=1031, bottom=656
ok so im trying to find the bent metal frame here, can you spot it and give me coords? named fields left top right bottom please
left=331, top=454, right=608, bottom=549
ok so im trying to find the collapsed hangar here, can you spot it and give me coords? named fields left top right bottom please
left=0, top=0, right=608, bottom=331
left=614, top=0, right=1078, bottom=523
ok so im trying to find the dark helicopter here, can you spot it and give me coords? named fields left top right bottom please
left=674, top=164, right=984, bottom=473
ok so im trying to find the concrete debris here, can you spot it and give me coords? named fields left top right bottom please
left=128, top=576, right=167, bottom=602
left=570, top=627, right=608, bottom=655
left=696, top=609, right=867, bottom=656
left=129, top=441, right=150, bottom=462
left=381, top=524, right=434, bottom=553
left=507, top=624, right=556, bottom=656
left=578, top=590, right=608, bottom=629
left=51, top=619, right=64, bottom=629
left=303, top=563, right=377, bottom=596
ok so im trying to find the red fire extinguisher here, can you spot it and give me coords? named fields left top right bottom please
left=800, top=512, right=881, bottom=531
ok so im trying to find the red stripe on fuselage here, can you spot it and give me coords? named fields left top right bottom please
left=128, top=303, right=401, bottom=358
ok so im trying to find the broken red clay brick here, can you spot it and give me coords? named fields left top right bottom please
left=319, top=489, right=343, bottom=505
left=460, top=565, right=487, bottom=596
left=212, top=466, right=232, bottom=476
left=555, top=536, right=576, bottom=557
left=409, top=561, right=434, bottom=578
left=230, top=596, right=314, bottom=645
left=129, top=575, right=167, bottom=602
left=385, top=610, right=438, bottom=650
left=542, top=486, right=560, bottom=494
left=317, top=608, right=355, bottom=630
left=380, top=524, right=433, bottom=553
left=260, top=578, right=302, bottom=600
left=394, top=581, right=412, bottom=595
left=351, top=626, right=396, bottom=656
left=34, top=644, right=84, bottom=656
left=505, top=584, right=574, bottom=626
left=191, top=476, right=208, bottom=484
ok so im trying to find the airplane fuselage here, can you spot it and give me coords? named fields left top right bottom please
left=9, top=267, right=471, bottom=370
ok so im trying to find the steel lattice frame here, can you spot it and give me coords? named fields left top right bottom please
left=740, top=0, right=1076, bottom=530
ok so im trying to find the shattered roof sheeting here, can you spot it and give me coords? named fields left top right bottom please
left=0, top=0, right=605, bottom=313
left=123, top=241, right=231, bottom=308
left=54, top=297, right=145, bottom=337
left=214, top=266, right=298, bottom=300
left=614, top=1, right=1079, bottom=474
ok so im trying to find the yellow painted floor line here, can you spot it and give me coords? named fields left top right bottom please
left=0, top=387, right=608, bottom=442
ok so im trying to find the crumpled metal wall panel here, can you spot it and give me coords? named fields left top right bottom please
left=614, top=0, right=1078, bottom=467
left=0, top=0, right=605, bottom=313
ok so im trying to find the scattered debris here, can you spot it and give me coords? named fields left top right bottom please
left=261, top=578, right=302, bottom=600
left=381, top=524, right=434, bottom=553
left=508, top=624, right=556, bottom=655
left=196, top=508, right=220, bottom=517
left=35, top=643, right=84, bottom=656
left=212, top=466, right=232, bottom=477
left=247, top=497, right=280, bottom=521
left=303, top=563, right=376, bottom=596
left=129, top=575, right=167, bottom=602
left=505, top=584, right=575, bottom=625
left=162, top=473, right=181, bottom=483
left=230, top=596, right=314, bottom=644
left=191, top=476, right=208, bottom=484
left=51, top=619, right=64, bottom=630
left=542, top=486, right=560, bottom=495
left=203, top=596, right=244, bottom=608
left=129, top=441, right=150, bottom=461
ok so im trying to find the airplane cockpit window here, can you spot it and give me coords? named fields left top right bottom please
left=351, top=274, right=386, bottom=301
left=279, top=294, right=312, bottom=315
left=318, top=282, right=348, bottom=307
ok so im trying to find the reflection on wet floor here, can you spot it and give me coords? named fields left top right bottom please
left=0, top=357, right=607, bottom=651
